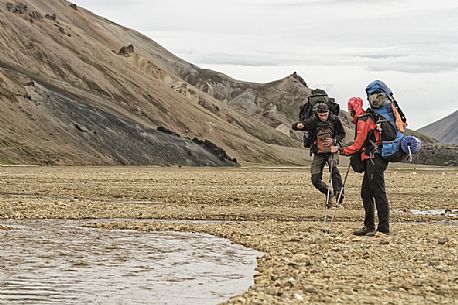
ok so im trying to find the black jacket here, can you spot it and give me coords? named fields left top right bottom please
left=292, top=114, right=346, bottom=154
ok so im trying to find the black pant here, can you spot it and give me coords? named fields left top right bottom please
left=311, top=154, right=343, bottom=196
left=361, top=155, right=389, bottom=231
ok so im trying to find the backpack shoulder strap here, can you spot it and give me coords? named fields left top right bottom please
left=365, top=108, right=378, bottom=120
left=363, top=128, right=380, bottom=156
left=356, top=113, right=371, bottom=122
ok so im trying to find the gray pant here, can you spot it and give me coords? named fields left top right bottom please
left=310, top=154, right=343, bottom=195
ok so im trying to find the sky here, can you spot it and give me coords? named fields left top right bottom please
left=75, top=0, right=458, bottom=129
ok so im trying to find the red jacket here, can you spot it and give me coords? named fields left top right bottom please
left=342, top=112, right=381, bottom=160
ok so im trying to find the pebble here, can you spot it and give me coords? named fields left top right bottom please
left=294, top=292, right=304, bottom=301
left=0, top=167, right=456, bottom=305
left=304, top=286, right=316, bottom=293
left=438, top=237, right=448, bottom=245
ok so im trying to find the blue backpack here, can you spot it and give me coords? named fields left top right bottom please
left=365, top=80, right=418, bottom=162
left=370, top=104, right=407, bottom=162
left=366, top=80, right=407, bottom=126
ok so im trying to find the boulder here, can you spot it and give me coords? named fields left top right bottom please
left=6, top=2, right=27, bottom=14
left=29, top=11, right=43, bottom=21
left=45, top=13, right=57, bottom=21
left=118, top=44, right=134, bottom=56
left=157, top=126, right=181, bottom=138
left=192, top=138, right=237, bottom=164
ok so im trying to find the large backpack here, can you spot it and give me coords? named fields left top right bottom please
left=366, top=105, right=407, bottom=162
left=298, top=90, right=340, bottom=148
left=365, top=80, right=407, bottom=132
left=365, top=80, right=420, bottom=162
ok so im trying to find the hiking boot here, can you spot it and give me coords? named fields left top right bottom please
left=365, top=230, right=378, bottom=237
left=377, top=228, right=390, bottom=235
left=366, top=227, right=390, bottom=237
left=353, top=226, right=376, bottom=236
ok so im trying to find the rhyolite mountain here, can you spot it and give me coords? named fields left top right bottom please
left=417, top=110, right=458, bottom=144
left=412, top=111, right=458, bottom=166
left=0, top=0, right=308, bottom=165
left=0, top=0, right=442, bottom=166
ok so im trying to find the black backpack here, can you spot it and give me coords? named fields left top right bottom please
left=298, top=90, right=340, bottom=148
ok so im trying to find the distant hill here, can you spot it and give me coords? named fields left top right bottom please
left=417, top=111, right=458, bottom=144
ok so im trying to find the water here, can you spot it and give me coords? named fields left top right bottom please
left=410, top=209, right=458, bottom=217
left=0, top=220, right=260, bottom=305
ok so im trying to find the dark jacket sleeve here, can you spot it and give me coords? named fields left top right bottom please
left=333, top=117, right=346, bottom=146
left=292, top=117, right=317, bottom=131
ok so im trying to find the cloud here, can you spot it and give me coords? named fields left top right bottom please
left=368, top=61, right=458, bottom=74
left=262, top=0, right=398, bottom=7
left=76, top=0, right=145, bottom=6
left=355, top=54, right=403, bottom=60
left=182, top=43, right=458, bottom=74
left=181, top=49, right=458, bottom=75
left=186, top=53, right=283, bottom=67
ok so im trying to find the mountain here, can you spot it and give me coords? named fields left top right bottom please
left=0, top=0, right=441, bottom=167
left=417, top=110, right=458, bottom=144
left=0, top=0, right=313, bottom=166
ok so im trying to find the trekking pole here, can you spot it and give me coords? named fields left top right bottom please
left=335, top=163, right=350, bottom=209
left=322, top=154, right=335, bottom=232
left=325, top=154, right=334, bottom=209
left=325, top=163, right=351, bottom=234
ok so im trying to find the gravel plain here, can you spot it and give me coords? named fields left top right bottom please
left=0, top=165, right=456, bottom=304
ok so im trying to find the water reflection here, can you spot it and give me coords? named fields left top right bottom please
left=0, top=220, right=260, bottom=305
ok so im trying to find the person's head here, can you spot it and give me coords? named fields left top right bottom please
left=347, top=96, right=363, bottom=118
left=313, top=102, right=329, bottom=121
left=368, top=92, right=388, bottom=108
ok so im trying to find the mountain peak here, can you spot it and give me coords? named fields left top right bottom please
left=417, top=110, right=458, bottom=144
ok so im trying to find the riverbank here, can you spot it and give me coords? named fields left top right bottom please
left=0, top=166, right=457, bottom=304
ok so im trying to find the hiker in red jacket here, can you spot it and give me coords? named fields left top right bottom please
left=331, top=96, right=390, bottom=236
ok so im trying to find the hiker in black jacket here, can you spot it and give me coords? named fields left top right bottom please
left=292, top=103, right=346, bottom=206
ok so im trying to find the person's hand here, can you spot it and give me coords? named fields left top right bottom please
left=330, top=146, right=340, bottom=153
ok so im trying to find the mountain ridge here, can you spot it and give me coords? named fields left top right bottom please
left=0, top=0, right=444, bottom=166
left=0, top=0, right=309, bottom=165
left=417, top=110, right=458, bottom=144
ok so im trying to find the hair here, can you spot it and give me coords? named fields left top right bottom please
left=313, top=102, right=329, bottom=113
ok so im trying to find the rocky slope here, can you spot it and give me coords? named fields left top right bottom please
left=417, top=110, right=458, bottom=144
left=0, top=0, right=309, bottom=166
left=0, top=0, right=443, bottom=166
left=410, top=144, right=458, bottom=167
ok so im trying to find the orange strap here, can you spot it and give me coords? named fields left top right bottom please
left=391, top=103, right=407, bottom=133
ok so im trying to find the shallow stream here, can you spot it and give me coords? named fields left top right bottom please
left=0, top=220, right=260, bottom=305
